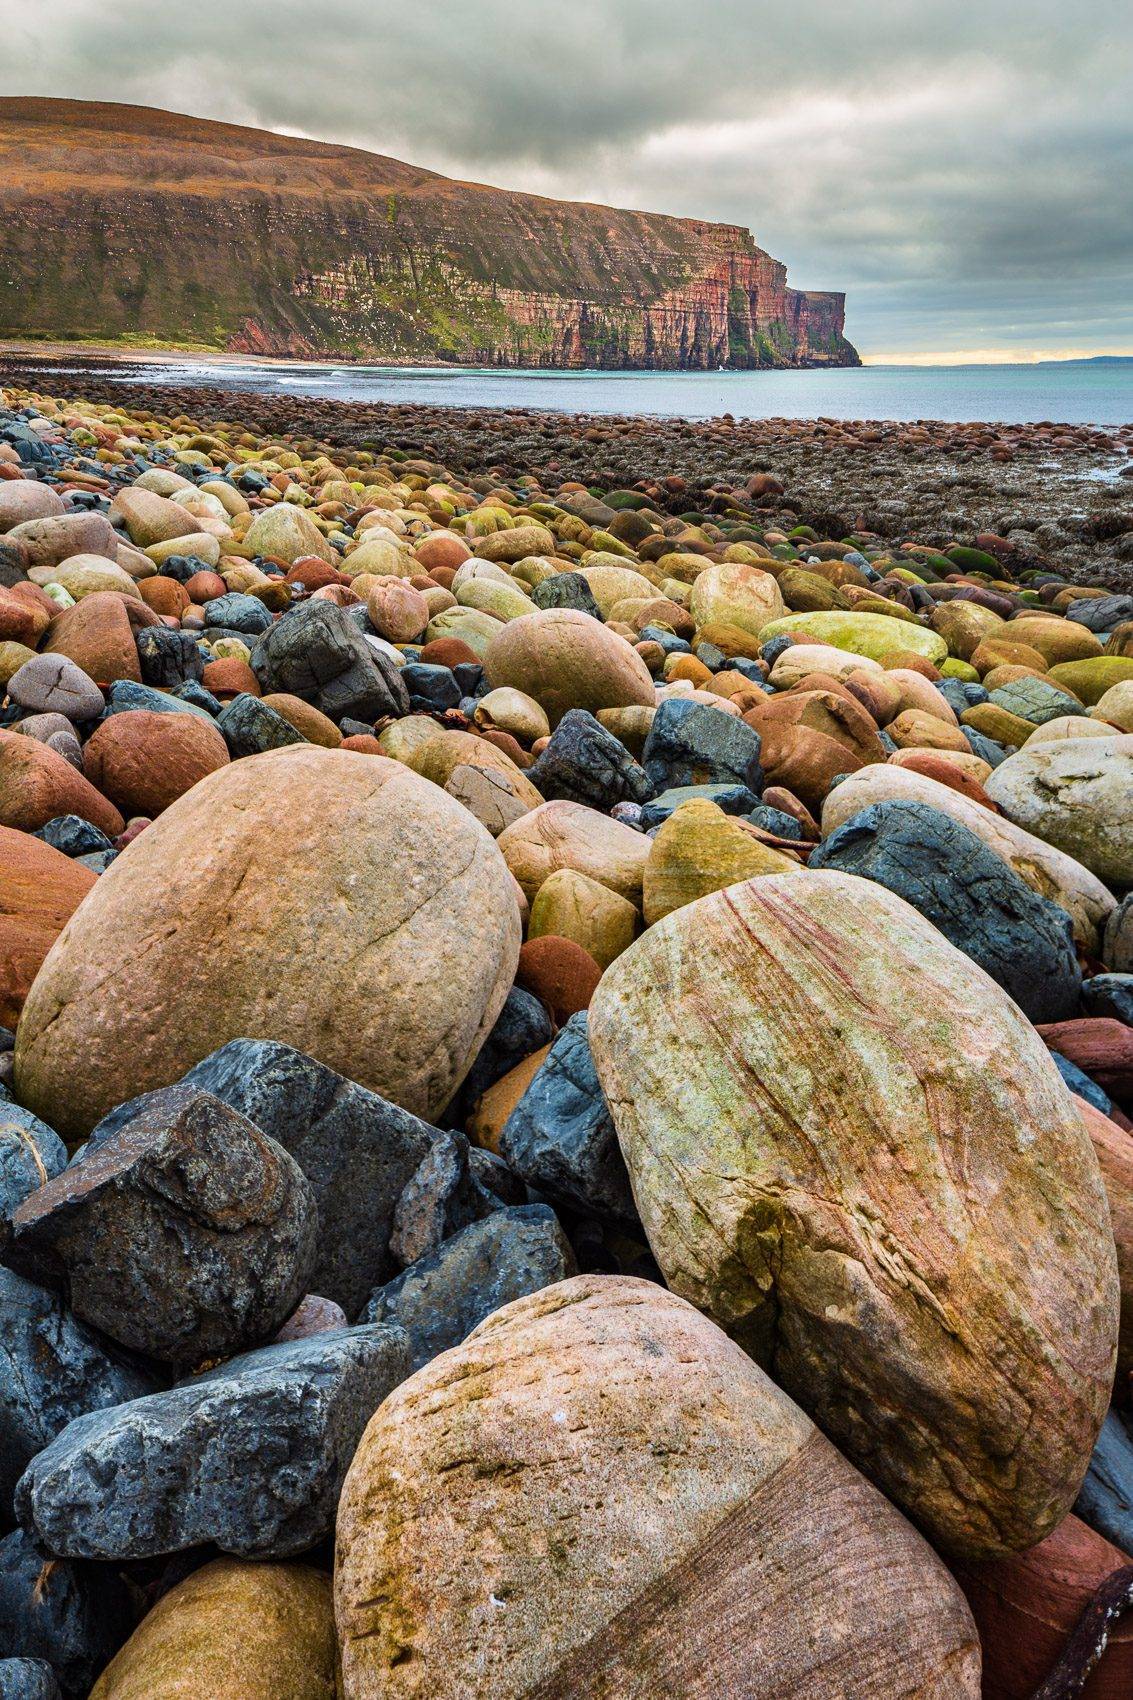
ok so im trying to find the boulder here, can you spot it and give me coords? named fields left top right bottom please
left=515, top=935, right=602, bottom=1026
left=9, top=1084, right=318, bottom=1369
left=363, top=1204, right=575, bottom=1373
left=985, top=734, right=1133, bottom=887
left=525, top=710, right=653, bottom=811
left=822, top=763, right=1115, bottom=954
left=0, top=1526, right=132, bottom=1698
left=40, top=593, right=144, bottom=687
left=0, top=826, right=95, bottom=1028
left=0, top=1266, right=155, bottom=1522
left=242, top=505, right=335, bottom=566
left=0, top=1661, right=59, bottom=1699
left=497, top=800, right=650, bottom=908
left=336, top=1276, right=981, bottom=1699
left=4, top=514, right=117, bottom=570
left=109, top=488, right=202, bottom=549
left=810, top=800, right=1082, bottom=1022
left=251, top=602, right=408, bottom=724
left=689, top=561, right=785, bottom=638
left=6, top=656, right=103, bottom=722
left=0, top=481, right=64, bottom=532
left=951, top=1515, right=1133, bottom=1700
left=758, top=610, right=948, bottom=665
left=0, top=731, right=124, bottom=840
left=527, top=867, right=638, bottom=970
left=0, top=1101, right=66, bottom=1222
left=16, top=1325, right=409, bottom=1560
left=14, top=748, right=521, bottom=1140
left=483, top=609, right=655, bottom=727
left=643, top=696, right=762, bottom=792
left=499, top=1013, right=636, bottom=1224
left=82, top=710, right=230, bottom=818
left=87, top=1558, right=337, bottom=1700
left=588, top=871, right=1119, bottom=1557
left=643, top=799, right=797, bottom=924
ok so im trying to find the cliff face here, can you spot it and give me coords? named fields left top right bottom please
left=0, top=99, right=859, bottom=370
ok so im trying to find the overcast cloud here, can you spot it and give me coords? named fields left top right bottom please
left=1, top=0, right=1130, bottom=357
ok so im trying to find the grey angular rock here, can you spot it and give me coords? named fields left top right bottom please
left=9, top=1084, right=318, bottom=1370
left=134, top=627, right=203, bottom=689
left=640, top=782, right=760, bottom=830
left=446, top=986, right=554, bottom=1121
left=0, top=1103, right=66, bottom=1223
left=201, top=593, right=272, bottom=635
left=1104, top=894, right=1133, bottom=973
left=6, top=658, right=102, bottom=723
left=530, top=571, right=602, bottom=619
left=0, top=1660, right=60, bottom=1700
left=642, top=695, right=762, bottom=793
left=499, top=1012, right=638, bottom=1224
left=14, top=1325, right=410, bottom=1560
left=1073, top=1407, right=1133, bottom=1555
left=31, top=818, right=112, bottom=860
left=164, top=1040, right=436, bottom=1318
left=215, top=692, right=305, bottom=757
left=105, top=680, right=212, bottom=721
left=526, top=709, right=654, bottom=811
left=388, top=1130, right=501, bottom=1269
left=0, top=1267, right=155, bottom=1522
left=0, top=1527, right=132, bottom=1699
left=809, top=800, right=1082, bottom=1023
left=988, top=675, right=1085, bottom=725
left=363, top=1205, right=574, bottom=1372
left=1082, top=974, right=1133, bottom=1025
left=1065, top=594, right=1133, bottom=632
left=251, top=601, right=408, bottom=723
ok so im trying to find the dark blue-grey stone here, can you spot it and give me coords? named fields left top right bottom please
left=937, top=679, right=989, bottom=717
left=400, top=663, right=461, bottom=713
left=453, top=662, right=484, bottom=698
left=8, top=1084, right=318, bottom=1371
left=642, top=696, right=762, bottom=793
left=30, top=818, right=113, bottom=858
left=147, top=1040, right=436, bottom=1318
left=530, top=572, right=601, bottom=619
left=216, top=693, right=305, bottom=758
left=169, top=679, right=222, bottom=716
left=1082, top=975, right=1133, bottom=1026
left=74, top=851, right=116, bottom=875
left=640, top=783, right=759, bottom=830
left=638, top=627, right=690, bottom=655
left=446, top=987, right=554, bottom=1121
left=104, top=680, right=212, bottom=721
left=15, top=1324, right=410, bottom=1561
left=758, top=636, right=794, bottom=667
left=527, top=710, right=654, bottom=811
left=989, top=676, right=1085, bottom=725
left=0, top=1268, right=155, bottom=1524
left=0, top=1660, right=60, bottom=1700
left=1049, top=1051, right=1114, bottom=1116
left=0, top=1104, right=66, bottom=1223
left=961, top=726, right=1009, bottom=767
left=1073, top=1408, right=1133, bottom=1555
left=747, top=804, right=804, bottom=840
left=500, top=1013, right=638, bottom=1225
left=363, top=1205, right=574, bottom=1373
left=135, top=627, right=203, bottom=689
left=1066, top=594, right=1133, bottom=633
left=250, top=601, right=409, bottom=723
left=201, top=593, right=272, bottom=636
left=388, top=1131, right=502, bottom=1269
left=0, top=1528, right=131, bottom=1699
left=152, top=555, right=211, bottom=584
left=809, top=800, right=1081, bottom=1023
left=694, top=642, right=727, bottom=672
left=1105, top=895, right=1133, bottom=974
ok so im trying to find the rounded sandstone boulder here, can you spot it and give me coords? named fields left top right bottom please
left=89, top=1558, right=336, bottom=1700
left=335, top=1276, right=981, bottom=1699
left=496, top=800, right=651, bottom=908
left=83, top=710, right=231, bottom=818
left=984, top=733, right=1133, bottom=887
left=0, top=824, right=96, bottom=1028
left=15, top=746, right=521, bottom=1140
left=484, top=609, right=655, bottom=728
left=588, top=871, right=1119, bottom=1558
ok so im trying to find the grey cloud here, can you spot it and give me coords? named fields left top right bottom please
left=0, top=0, right=1130, bottom=354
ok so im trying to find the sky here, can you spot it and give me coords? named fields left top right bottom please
left=1, top=0, right=1131, bottom=362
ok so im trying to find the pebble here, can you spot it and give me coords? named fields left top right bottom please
left=0, top=377, right=1131, bottom=1693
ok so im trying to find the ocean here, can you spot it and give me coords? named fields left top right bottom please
left=35, top=355, right=1133, bottom=426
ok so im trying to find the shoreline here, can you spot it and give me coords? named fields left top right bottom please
left=3, top=356, right=1130, bottom=591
